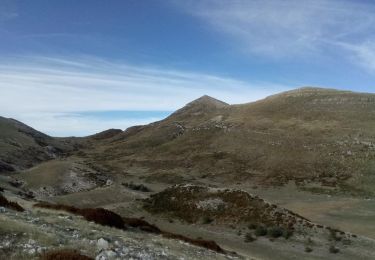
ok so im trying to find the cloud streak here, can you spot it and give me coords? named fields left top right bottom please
left=177, top=0, right=375, bottom=69
left=0, top=56, right=289, bottom=136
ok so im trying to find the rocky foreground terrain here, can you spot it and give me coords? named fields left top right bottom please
left=0, top=192, right=234, bottom=259
left=1, top=87, right=375, bottom=259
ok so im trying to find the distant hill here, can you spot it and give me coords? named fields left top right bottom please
left=87, top=87, right=375, bottom=195
left=2, top=87, right=375, bottom=195
left=0, top=117, right=80, bottom=172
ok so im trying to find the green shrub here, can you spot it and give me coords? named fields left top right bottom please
left=267, top=226, right=284, bottom=238
left=245, top=233, right=256, bottom=242
left=122, top=182, right=151, bottom=192
left=329, top=245, right=339, bottom=254
left=42, top=249, right=93, bottom=260
left=305, top=247, right=313, bottom=253
left=282, top=228, right=293, bottom=239
left=255, top=226, right=267, bottom=236
left=0, top=193, right=24, bottom=212
left=248, top=223, right=257, bottom=229
left=202, top=216, right=213, bottom=224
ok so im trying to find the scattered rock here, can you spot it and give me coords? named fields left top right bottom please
left=97, top=238, right=109, bottom=250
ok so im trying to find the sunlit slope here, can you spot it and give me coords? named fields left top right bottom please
left=90, top=87, right=375, bottom=195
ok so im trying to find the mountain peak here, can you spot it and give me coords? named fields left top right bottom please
left=169, top=95, right=228, bottom=118
left=189, top=95, right=228, bottom=107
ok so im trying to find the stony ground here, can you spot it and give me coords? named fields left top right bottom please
left=0, top=193, right=239, bottom=260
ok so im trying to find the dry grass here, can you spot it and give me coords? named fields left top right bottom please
left=85, top=87, right=375, bottom=196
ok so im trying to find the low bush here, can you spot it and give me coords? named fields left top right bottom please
left=329, top=245, right=340, bottom=254
left=248, top=223, right=257, bottom=229
left=123, top=217, right=161, bottom=233
left=255, top=225, right=267, bottom=236
left=305, top=247, right=313, bottom=253
left=202, top=216, right=213, bottom=224
left=0, top=194, right=24, bottom=212
left=34, top=202, right=80, bottom=214
left=34, top=202, right=226, bottom=254
left=42, top=249, right=93, bottom=260
left=329, top=230, right=342, bottom=241
left=34, top=202, right=125, bottom=229
left=267, top=226, right=284, bottom=238
left=244, top=233, right=256, bottom=242
left=122, top=182, right=151, bottom=192
left=163, top=232, right=225, bottom=253
left=79, top=208, right=125, bottom=229
left=282, top=228, right=293, bottom=239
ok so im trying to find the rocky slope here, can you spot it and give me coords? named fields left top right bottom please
left=0, top=117, right=81, bottom=173
left=0, top=192, right=236, bottom=260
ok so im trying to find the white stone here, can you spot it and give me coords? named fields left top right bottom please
left=95, top=255, right=107, bottom=260
left=105, top=250, right=117, bottom=258
left=97, top=238, right=109, bottom=250
left=28, top=239, right=36, bottom=245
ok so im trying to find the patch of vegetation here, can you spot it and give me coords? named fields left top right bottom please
left=282, top=228, right=293, bottom=239
left=123, top=217, right=161, bottom=234
left=248, top=223, right=257, bottom=230
left=305, top=247, right=313, bottom=253
left=267, top=226, right=284, bottom=238
left=0, top=194, right=24, bottom=212
left=122, top=182, right=151, bottom=192
left=244, top=233, right=256, bottom=242
left=34, top=202, right=125, bottom=229
left=8, top=179, right=23, bottom=188
left=329, top=245, right=340, bottom=254
left=202, top=216, right=213, bottom=224
left=143, top=185, right=307, bottom=231
left=41, top=249, right=93, bottom=260
left=163, top=232, right=225, bottom=254
left=33, top=202, right=226, bottom=254
left=255, top=226, right=267, bottom=236
left=79, top=208, right=125, bottom=229
left=329, top=230, right=342, bottom=241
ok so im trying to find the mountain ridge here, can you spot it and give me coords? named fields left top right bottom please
left=2, top=87, right=375, bottom=196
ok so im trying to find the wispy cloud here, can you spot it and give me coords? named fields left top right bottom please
left=0, top=56, right=289, bottom=136
left=0, top=11, right=17, bottom=22
left=177, top=0, right=375, bottom=67
left=0, top=0, right=18, bottom=23
left=337, top=41, right=375, bottom=73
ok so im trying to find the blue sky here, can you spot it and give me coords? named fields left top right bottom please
left=1, top=0, right=375, bottom=136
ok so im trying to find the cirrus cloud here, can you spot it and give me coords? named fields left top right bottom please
left=0, top=55, right=290, bottom=136
left=176, top=0, right=375, bottom=70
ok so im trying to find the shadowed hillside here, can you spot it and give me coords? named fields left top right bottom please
left=0, top=117, right=81, bottom=173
